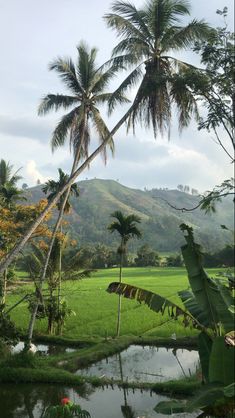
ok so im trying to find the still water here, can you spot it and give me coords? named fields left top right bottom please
left=77, top=345, right=199, bottom=382
left=0, top=384, right=199, bottom=418
left=12, top=342, right=76, bottom=355
left=1, top=345, right=200, bottom=417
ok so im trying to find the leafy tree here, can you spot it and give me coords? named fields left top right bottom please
left=24, top=237, right=93, bottom=335
left=0, top=200, right=51, bottom=306
left=192, top=7, right=234, bottom=162
left=104, top=0, right=210, bottom=136
left=135, top=244, right=160, bottom=267
left=108, top=211, right=141, bottom=336
left=165, top=254, right=183, bottom=267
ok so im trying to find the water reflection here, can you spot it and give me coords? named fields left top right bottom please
left=0, top=384, right=199, bottom=418
left=77, top=345, right=199, bottom=382
left=11, top=342, right=76, bottom=355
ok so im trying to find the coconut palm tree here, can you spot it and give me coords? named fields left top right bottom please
left=104, top=0, right=211, bottom=135
left=0, top=159, right=22, bottom=188
left=42, top=168, right=79, bottom=213
left=42, top=168, right=79, bottom=310
left=26, top=42, right=128, bottom=344
left=108, top=211, right=141, bottom=336
left=0, top=159, right=24, bottom=209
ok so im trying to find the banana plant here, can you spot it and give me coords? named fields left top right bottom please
left=107, top=224, right=235, bottom=417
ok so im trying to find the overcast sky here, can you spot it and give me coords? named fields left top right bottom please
left=0, top=0, right=234, bottom=192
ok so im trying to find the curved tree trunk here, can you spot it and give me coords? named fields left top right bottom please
left=0, top=107, right=133, bottom=276
left=27, top=129, right=86, bottom=344
left=1, top=269, right=7, bottom=306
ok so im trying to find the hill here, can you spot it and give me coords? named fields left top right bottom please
left=26, top=179, right=233, bottom=252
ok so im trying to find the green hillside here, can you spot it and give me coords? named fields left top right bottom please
left=26, top=179, right=233, bottom=252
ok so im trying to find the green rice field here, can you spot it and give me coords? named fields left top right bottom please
left=8, top=267, right=223, bottom=339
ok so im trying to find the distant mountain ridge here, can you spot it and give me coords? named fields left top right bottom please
left=26, top=179, right=233, bottom=252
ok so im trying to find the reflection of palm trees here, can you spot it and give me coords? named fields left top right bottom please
left=172, top=348, right=187, bottom=378
left=118, top=353, right=136, bottom=418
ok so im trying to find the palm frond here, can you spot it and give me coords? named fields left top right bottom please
left=49, top=57, right=82, bottom=95
left=76, top=42, right=98, bottom=91
left=51, top=108, right=78, bottom=152
left=38, top=94, right=79, bottom=115
left=163, top=20, right=211, bottom=52
left=90, top=106, right=115, bottom=162
left=107, top=65, right=143, bottom=114
left=170, top=73, right=199, bottom=131
left=128, top=63, right=171, bottom=136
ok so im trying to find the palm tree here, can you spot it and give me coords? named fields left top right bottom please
left=0, top=160, right=23, bottom=306
left=27, top=42, right=128, bottom=344
left=104, top=0, right=211, bottom=135
left=0, top=159, right=22, bottom=188
left=108, top=211, right=141, bottom=336
left=42, top=168, right=79, bottom=213
left=42, top=168, right=79, bottom=309
left=0, top=159, right=24, bottom=209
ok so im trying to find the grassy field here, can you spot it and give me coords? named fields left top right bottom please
left=8, top=267, right=222, bottom=339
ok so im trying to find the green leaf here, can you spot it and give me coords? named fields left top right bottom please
left=107, top=282, right=192, bottom=322
left=179, top=289, right=210, bottom=328
left=224, top=383, right=235, bottom=398
left=154, top=400, right=187, bottom=414
left=198, top=332, right=213, bottom=383
left=181, top=224, right=234, bottom=332
left=188, top=385, right=224, bottom=410
left=209, top=336, right=235, bottom=385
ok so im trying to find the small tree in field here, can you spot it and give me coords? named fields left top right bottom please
left=108, top=211, right=141, bottom=336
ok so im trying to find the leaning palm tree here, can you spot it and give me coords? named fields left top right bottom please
left=0, top=1, right=211, bottom=275
left=108, top=211, right=141, bottom=336
left=104, top=0, right=211, bottom=135
left=26, top=42, right=128, bottom=344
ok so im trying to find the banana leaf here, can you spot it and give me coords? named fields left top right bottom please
left=198, top=332, right=213, bottom=383
left=178, top=290, right=210, bottom=328
left=224, top=383, right=235, bottom=398
left=180, top=224, right=234, bottom=333
left=209, top=336, right=235, bottom=386
left=155, top=384, right=228, bottom=415
left=107, top=282, right=194, bottom=324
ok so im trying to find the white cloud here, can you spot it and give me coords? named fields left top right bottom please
left=26, top=160, right=49, bottom=184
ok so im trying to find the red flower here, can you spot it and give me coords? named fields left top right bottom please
left=61, top=397, right=70, bottom=405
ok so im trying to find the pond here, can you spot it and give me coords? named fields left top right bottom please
left=0, top=383, right=200, bottom=418
left=12, top=341, right=76, bottom=355
left=76, top=345, right=199, bottom=382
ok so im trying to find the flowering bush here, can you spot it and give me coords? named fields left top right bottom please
left=43, top=397, right=91, bottom=417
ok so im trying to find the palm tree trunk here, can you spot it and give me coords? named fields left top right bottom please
left=58, top=223, right=62, bottom=311
left=0, top=106, right=133, bottom=276
left=116, top=249, right=123, bottom=337
left=1, top=269, right=7, bottom=306
left=27, top=125, right=87, bottom=344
